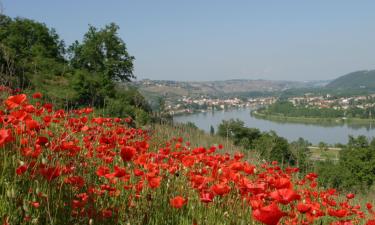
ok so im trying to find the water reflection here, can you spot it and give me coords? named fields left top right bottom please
left=173, top=107, right=375, bottom=145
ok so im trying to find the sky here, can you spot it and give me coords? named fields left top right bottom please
left=2, top=1, right=375, bottom=81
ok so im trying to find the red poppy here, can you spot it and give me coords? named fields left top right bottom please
left=328, top=208, right=348, bottom=218
left=200, top=192, right=214, bottom=203
left=40, top=166, right=61, bottom=181
left=31, top=201, right=40, bottom=208
left=270, top=188, right=300, bottom=205
left=120, top=146, right=137, bottom=162
left=4, top=94, right=27, bottom=110
left=26, top=119, right=40, bottom=131
left=211, top=183, right=231, bottom=196
left=96, top=166, right=110, bottom=177
left=0, top=129, right=12, bottom=146
left=346, top=193, right=355, bottom=200
left=297, top=203, right=312, bottom=213
left=16, top=165, right=28, bottom=175
left=148, top=176, right=162, bottom=189
left=64, top=176, right=85, bottom=188
left=252, top=202, right=286, bottom=225
left=170, top=196, right=187, bottom=209
left=32, top=92, right=42, bottom=99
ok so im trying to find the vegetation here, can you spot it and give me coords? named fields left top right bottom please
left=317, top=135, right=375, bottom=192
left=3, top=12, right=375, bottom=225
left=217, top=118, right=375, bottom=196
left=326, top=70, right=375, bottom=90
left=216, top=119, right=312, bottom=174
left=1, top=90, right=375, bottom=224
left=259, top=101, right=344, bottom=118
left=0, top=14, right=151, bottom=125
left=258, top=101, right=375, bottom=121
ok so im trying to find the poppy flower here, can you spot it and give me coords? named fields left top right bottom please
left=200, top=192, right=214, bottom=203
left=96, top=166, right=110, bottom=177
left=148, top=176, right=161, bottom=189
left=120, top=146, right=137, bottom=162
left=270, top=188, right=300, bottom=205
left=31, top=202, right=40, bottom=208
left=211, top=183, right=231, bottom=196
left=4, top=94, right=27, bottom=110
left=26, top=119, right=40, bottom=131
left=297, top=203, right=312, bottom=213
left=16, top=165, right=28, bottom=175
left=40, top=166, right=61, bottom=181
left=170, top=196, right=187, bottom=209
left=346, top=193, right=355, bottom=200
left=0, top=129, right=12, bottom=146
left=328, top=208, right=348, bottom=218
left=252, top=202, right=286, bottom=225
left=32, top=92, right=42, bottom=99
left=64, top=176, right=85, bottom=188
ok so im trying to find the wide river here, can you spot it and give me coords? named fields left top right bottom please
left=173, top=107, right=375, bottom=145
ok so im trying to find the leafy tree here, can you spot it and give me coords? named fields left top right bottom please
left=253, top=131, right=295, bottom=165
left=289, top=138, right=311, bottom=174
left=210, top=125, right=215, bottom=136
left=217, top=119, right=245, bottom=139
left=68, top=23, right=134, bottom=82
left=0, top=15, right=65, bottom=88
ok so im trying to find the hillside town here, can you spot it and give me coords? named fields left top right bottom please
left=165, top=96, right=277, bottom=115
left=288, top=93, right=375, bottom=110
left=164, top=93, right=375, bottom=116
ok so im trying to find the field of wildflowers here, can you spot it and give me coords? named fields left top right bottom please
left=0, top=87, right=374, bottom=225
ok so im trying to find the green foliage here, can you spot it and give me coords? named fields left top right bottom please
left=217, top=119, right=300, bottom=167
left=210, top=125, right=215, bottom=135
left=289, top=138, right=312, bottom=173
left=316, top=135, right=375, bottom=192
left=261, top=101, right=344, bottom=118
left=71, top=69, right=115, bottom=106
left=0, top=14, right=151, bottom=125
left=68, top=23, right=135, bottom=82
left=326, top=70, right=375, bottom=89
left=253, top=131, right=295, bottom=165
left=0, top=15, right=65, bottom=88
left=103, top=87, right=151, bottom=126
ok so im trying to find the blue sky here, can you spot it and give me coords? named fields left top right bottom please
left=2, top=1, right=375, bottom=81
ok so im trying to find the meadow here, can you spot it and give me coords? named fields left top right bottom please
left=0, top=88, right=374, bottom=225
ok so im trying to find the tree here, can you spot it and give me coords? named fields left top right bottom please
left=68, top=23, right=135, bottom=82
left=210, top=125, right=215, bottom=136
left=217, top=119, right=261, bottom=149
left=217, top=119, right=245, bottom=139
left=0, top=15, right=65, bottom=88
left=253, top=131, right=295, bottom=166
left=289, top=138, right=311, bottom=174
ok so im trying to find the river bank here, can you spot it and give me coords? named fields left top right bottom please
left=174, top=107, right=375, bottom=145
left=251, top=110, right=375, bottom=125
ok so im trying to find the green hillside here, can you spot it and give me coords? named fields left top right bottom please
left=326, top=70, right=375, bottom=89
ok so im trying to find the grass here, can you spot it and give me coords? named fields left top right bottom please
left=1, top=91, right=375, bottom=224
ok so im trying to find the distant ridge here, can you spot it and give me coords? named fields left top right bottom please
left=326, top=70, right=375, bottom=89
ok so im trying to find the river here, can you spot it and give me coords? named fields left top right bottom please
left=173, top=107, right=375, bottom=145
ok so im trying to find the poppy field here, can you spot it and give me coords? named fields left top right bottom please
left=0, top=88, right=375, bottom=225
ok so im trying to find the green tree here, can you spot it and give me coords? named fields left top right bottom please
left=210, top=125, right=215, bottom=136
left=68, top=23, right=134, bottom=82
left=0, top=15, right=65, bottom=88
left=289, top=138, right=311, bottom=174
left=253, top=131, right=295, bottom=166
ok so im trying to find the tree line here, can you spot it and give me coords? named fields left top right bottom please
left=0, top=14, right=151, bottom=125
left=260, top=100, right=375, bottom=119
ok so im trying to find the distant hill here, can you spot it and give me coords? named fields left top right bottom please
left=326, top=70, right=375, bottom=89
left=134, top=79, right=320, bottom=100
